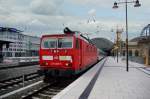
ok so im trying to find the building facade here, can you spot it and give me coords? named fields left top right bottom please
left=0, top=27, right=40, bottom=57
left=112, top=24, right=150, bottom=66
left=121, top=41, right=144, bottom=64
left=121, top=39, right=150, bottom=65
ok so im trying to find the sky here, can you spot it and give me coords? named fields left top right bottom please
left=0, top=0, right=150, bottom=41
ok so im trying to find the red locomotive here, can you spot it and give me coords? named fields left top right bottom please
left=39, top=28, right=99, bottom=78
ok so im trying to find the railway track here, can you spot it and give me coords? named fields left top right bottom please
left=0, top=62, right=38, bottom=70
left=0, top=58, right=104, bottom=99
left=20, top=60, right=103, bottom=99
left=21, top=78, right=76, bottom=99
left=0, top=72, right=43, bottom=95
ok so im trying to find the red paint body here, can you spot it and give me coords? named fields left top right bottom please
left=39, top=33, right=99, bottom=76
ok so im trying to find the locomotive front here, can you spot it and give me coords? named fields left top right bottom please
left=39, top=35, right=77, bottom=77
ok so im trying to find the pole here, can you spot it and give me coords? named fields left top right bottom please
left=116, top=29, right=119, bottom=63
left=117, top=48, right=118, bottom=63
left=125, top=0, right=129, bottom=71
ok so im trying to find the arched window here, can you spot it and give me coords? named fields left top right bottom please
left=135, top=50, right=139, bottom=56
left=129, top=50, right=132, bottom=56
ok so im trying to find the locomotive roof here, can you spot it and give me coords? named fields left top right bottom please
left=42, top=34, right=74, bottom=37
left=42, top=33, right=86, bottom=40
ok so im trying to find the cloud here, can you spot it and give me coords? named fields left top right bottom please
left=88, top=9, right=96, bottom=16
left=30, top=0, right=64, bottom=15
left=0, top=6, right=10, bottom=15
left=69, top=0, right=113, bottom=8
left=0, top=0, right=149, bottom=41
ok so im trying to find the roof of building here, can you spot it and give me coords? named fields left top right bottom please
left=130, top=36, right=150, bottom=43
left=130, top=24, right=150, bottom=42
left=140, top=24, right=150, bottom=37
left=130, top=36, right=141, bottom=42
left=0, top=27, right=22, bottom=33
left=91, top=37, right=113, bottom=51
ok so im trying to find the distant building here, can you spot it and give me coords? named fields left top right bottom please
left=121, top=24, right=150, bottom=66
left=121, top=41, right=144, bottom=64
left=0, top=27, right=40, bottom=57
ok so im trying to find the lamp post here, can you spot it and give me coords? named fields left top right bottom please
left=113, top=0, right=141, bottom=72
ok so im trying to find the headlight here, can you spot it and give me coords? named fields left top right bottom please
left=42, top=56, right=53, bottom=60
left=65, top=63, right=72, bottom=67
left=59, top=56, right=72, bottom=62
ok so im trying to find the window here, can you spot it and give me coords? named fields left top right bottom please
left=129, top=50, right=132, bottom=56
left=58, top=38, right=73, bottom=48
left=42, top=38, right=57, bottom=48
left=41, top=37, right=73, bottom=49
left=135, top=50, right=139, bottom=56
left=123, top=50, right=125, bottom=56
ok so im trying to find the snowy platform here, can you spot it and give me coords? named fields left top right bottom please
left=53, top=57, right=150, bottom=99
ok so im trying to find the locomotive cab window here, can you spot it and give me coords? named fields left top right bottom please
left=42, top=38, right=57, bottom=49
left=58, top=38, right=73, bottom=48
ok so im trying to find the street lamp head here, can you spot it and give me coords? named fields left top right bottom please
left=134, top=0, right=141, bottom=7
left=113, top=2, right=118, bottom=9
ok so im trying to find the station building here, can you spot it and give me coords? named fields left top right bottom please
left=0, top=27, right=40, bottom=58
left=121, top=24, right=150, bottom=66
left=121, top=41, right=144, bottom=64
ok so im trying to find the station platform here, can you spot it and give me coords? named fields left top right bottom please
left=53, top=57, right=150, bottom=99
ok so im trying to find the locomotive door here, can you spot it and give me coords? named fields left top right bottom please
left=76, top=38, right=82, bottom=69
left=79, top=39, right=82, bottom=69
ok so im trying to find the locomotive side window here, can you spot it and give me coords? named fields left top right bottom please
left=58, top=38, right=73, bottom=48
left=42, top=38, right=57, bottom=48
